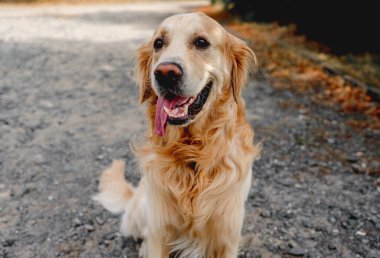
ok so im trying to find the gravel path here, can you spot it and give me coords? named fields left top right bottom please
left=1, top=2, right=379, bottom=258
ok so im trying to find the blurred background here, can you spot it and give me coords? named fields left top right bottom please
left=222, top=0, right=380, bottom=54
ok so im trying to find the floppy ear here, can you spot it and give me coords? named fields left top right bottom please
left=136, top=41, right=154, bottom=103
left=228, top=35, right=257, bottom=101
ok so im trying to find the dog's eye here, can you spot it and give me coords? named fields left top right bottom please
left=194, top=37, right=210, bottom=50
left=154, top=38, right=164, bottom=51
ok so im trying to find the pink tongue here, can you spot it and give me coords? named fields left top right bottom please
left=155, top=96, right=189, bottom=136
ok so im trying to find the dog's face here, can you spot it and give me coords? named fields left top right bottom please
left=137, top=13, right=256, bottom=136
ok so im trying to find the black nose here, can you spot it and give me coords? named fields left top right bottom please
left=154, top=62, right=183, bottom=89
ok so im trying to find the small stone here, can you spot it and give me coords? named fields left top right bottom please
left=3, top=239, right=15, bottom=247
left=332, top=229, right=339, bottom=236
left=362, top=238, right=369, bottom=244
left=355, top=151, right=364, bottom=157
left=69, top=229, right=77, bottom=237
left=84, top=224, right=95, bottom=232
left=327, top=138, right=335, bottom=144
left=346, top=155, right=358, bottom=163
left=307, top=160, right=318, bottom=167
left=266, top=243, right=277, bottom=252
left=278, top=243, right=287, bottom=250
left=19, top=187, right=33, bottom=197
left=342, top=218, right=357, bottom=229
left=328, top=243, right=337, bottom=250
left=278, top=227, right=288, bottom=235
left=260, top=210, right=271, bottom=218
left=350, top=211, right=360, bottom=220
left=284, top=210, right=293, bottom=219
left=352, top=163, right=364, bottom=173
left=95, top=216, right=105, bottom=225
left=114, top=236, right=126, bottom=249
left=287, top=247, right=307, bottom=256
left=103, top=232, right=117, bottom=240
left=34, top=154, right=46, bottom=165
left=39, top=100, right=54, bottom=108
left=73, top=217, right=82, bottom=227
left=298, top=114, right=306, bottom=120
left=355, top=230, right=366, bottom=236
left=302, top=220, right=312, bottom=228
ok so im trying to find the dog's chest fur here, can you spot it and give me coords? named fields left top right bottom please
left=139, top=131, right=254, bottom=222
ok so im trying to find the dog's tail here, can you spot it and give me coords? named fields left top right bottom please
left=93, top=160, right=134, bottom=214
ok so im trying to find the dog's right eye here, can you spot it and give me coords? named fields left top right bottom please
left=154, top=38, right=164, bottom=51
left=194, top=37, right=210, bottom=50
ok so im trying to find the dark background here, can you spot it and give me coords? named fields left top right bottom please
left=224, top=0, right=379, bottom=54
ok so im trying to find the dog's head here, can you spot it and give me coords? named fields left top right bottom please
left=137, top=12, right=256, bottom=136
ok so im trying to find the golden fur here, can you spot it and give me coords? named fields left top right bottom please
left=95, top=13, right=260, bottom=258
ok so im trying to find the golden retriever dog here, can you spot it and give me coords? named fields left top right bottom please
left=94, top=12, right=260, bottom=258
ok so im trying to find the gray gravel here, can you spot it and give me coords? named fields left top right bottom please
left=1, top=2, right=380, bottom=258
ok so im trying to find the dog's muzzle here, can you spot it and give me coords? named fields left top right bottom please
left=154, top=62, right=183, bottom=96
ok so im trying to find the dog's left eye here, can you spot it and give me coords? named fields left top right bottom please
left=194, top=37, right=210, bottom=50
left=154, top=38, right=164, bottom=51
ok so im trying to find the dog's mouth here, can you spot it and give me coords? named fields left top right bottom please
left=155, top=81, right=212, bottom=136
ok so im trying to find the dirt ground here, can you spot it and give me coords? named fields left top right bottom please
left=1, top=1, right=379, bottom=258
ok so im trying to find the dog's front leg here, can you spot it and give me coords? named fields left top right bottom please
left=216, top=228, right=242, bottom=258
left=146, top=234, right=169, bottom=258
left=210, top=196, right=248, bottom=258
